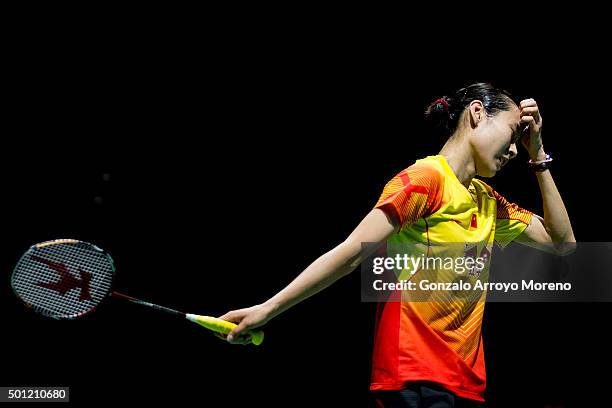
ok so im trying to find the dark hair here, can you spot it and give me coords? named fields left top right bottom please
left=424, top=82, right=516, bottom=139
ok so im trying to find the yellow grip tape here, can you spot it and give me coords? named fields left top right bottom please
left=186, top=314, right=264, bottom=345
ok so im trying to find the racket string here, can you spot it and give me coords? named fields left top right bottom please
left=12, top=241, right=114, bottom=319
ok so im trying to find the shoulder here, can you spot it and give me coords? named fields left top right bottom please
left=390, top=156, right=446, bottom=188
left=474, top=179, right=532, bottom=222
left=472, top=178, right=500, bottom=200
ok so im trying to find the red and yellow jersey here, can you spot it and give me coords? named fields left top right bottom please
left=370, top=155, right=533, bottom=401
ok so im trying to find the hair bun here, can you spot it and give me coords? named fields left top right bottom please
left=424, top=96, right=451, bottom=129
left=434, top=97, right=449, bottom=112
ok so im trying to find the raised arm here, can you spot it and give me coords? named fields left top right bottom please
left=514, top=98, right=576, bottom=255
left=219, top=208, right=398, bottom=344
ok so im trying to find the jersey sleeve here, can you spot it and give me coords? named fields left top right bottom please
left=374, top=163, right=444, bottom=230
left=491, top=189, right=533, bottom=247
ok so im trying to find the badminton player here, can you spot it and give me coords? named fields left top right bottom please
left=219, top=82, right=575, bottom=407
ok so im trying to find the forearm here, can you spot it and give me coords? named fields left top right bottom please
left=535, top=166, right=575, bottom=243
left=519, top=95, right=575, bottom=252
left=221, top=209, right=396, bottom=343
left=262, top=239, right=364, bottom=320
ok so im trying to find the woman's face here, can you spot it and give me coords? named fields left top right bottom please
left=471, top=103, right=521, bottom=178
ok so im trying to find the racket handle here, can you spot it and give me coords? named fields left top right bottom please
left=186, top=314, right=264, bottom=346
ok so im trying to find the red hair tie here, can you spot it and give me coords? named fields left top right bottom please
left=435, top=97, right=449, bottom=112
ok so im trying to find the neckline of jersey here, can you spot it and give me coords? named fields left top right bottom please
left=432, top=154, right=478, bottom=206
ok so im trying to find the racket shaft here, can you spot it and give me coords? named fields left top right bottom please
left=111, top=291, right=184, bottom=317
left=113, top=293, right=264, bottom=345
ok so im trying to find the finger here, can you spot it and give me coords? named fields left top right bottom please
left=520, top=106, right=541, bottom=123
left=520, top=115, right=535, bottom=125
left=520, top=107, right=539, bottom=116
left=227, top=321, right=249, bottom=343
left=218, top=311, right=241, bottom=322
left=217, top=311, right=233, bottom=321
left=228, top=333, right=252, bottom=345
left=520, top=99, right=537, bottom=109
left=236, top=334, right=253, bottom=345
left=219, top=329, right=250, bottom=344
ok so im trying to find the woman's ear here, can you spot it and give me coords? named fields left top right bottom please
left=469, top=100, right=485, bottom=128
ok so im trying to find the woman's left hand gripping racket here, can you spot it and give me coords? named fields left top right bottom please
left=11, top=239, right=264, bottom=346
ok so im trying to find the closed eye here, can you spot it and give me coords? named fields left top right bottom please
left=511, top=127, right=521, bottom=144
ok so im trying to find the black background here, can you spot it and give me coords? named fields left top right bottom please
left=2, top=24, right=611, bottom=407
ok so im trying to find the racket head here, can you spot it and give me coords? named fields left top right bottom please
left=11, top=239, right=116, bottom=319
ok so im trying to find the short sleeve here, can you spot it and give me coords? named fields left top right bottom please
left=374, top=163, right=444, bottom=229
left=492, top=189, right=533, bottom=247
